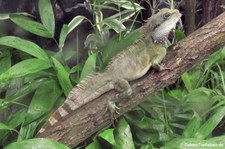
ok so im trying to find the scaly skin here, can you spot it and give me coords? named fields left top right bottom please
left=37, top=8, right=181, bottom=135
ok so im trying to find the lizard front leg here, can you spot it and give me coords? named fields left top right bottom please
left=107, top=78, right=132, bottom=121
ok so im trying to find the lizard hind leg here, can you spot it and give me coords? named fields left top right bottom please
left=107, top=79, right=132, bottom=122
left=113, top=78, right=132, bottom=98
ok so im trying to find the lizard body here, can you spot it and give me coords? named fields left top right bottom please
left=37, top=8, right=181, bottom=135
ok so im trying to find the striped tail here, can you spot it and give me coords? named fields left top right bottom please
left=37, top=72, right=114, bottom=134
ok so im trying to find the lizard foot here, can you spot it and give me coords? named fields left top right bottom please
left=104, top=100, right=120, bottom=126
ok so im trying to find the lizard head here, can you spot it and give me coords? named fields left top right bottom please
left=144, top=8, right=181, bottom=43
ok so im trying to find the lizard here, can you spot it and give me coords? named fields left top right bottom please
left=36, top=8, right=181, bottom=135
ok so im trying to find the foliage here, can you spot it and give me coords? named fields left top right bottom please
left=0, top=0, right=225, bottom=149
left=0, top=0, right=142, bottom=148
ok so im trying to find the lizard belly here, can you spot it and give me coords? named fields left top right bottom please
left=128, top=63, right=152, bottom=81
left=123, top=52, right=152, bottom=81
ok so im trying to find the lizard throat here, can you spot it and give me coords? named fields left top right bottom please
left=151, top=14, right=181, bottom=43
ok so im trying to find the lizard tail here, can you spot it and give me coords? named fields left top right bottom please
left=37, top=72, right=113, bottom=135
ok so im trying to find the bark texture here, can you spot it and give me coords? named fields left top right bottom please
left=36, top=12, right=225, bottom=147
left=202, top=0, right=224, bottom=25
left=184, top=0, right=196, bottom=34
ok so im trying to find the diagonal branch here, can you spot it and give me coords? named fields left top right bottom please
left=36, top=12, right=225, bottom=147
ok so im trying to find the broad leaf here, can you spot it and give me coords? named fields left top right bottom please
left=86, top=140, right=101, bottom=149
left=18, top=121, right=39, bottom=141
left=38, top=0, right=55, bottom=37
left=106, top=1, right=143, bottom=10
left=98, top=129, right=115, bottom=145
left=183, top=113, right=202, bottom=138
left=113, top=118, right=135, bottom=149
left=162, top=138, right=221, bottom=149
left=181, top=72, right=193, bottom=92
left=0, top=36, right=49, bottom=61
left=194, top=106, right=225, bottom=139
left=103, top=18, right=126, bottom=33
left=79, top=53, right=97, bottom=81
left=0, top=59, right=52, bottom=82
left=0, top=110, right=26, bottom=141
left=52, top=57, right=73, bottom=96
left=0, top=12, right=32, bottom=20
left=68, top=16, right=86, bottom=34
left=0, top=13, right=10, bottom=20
left=59, top=24, right=69, bottom=50
left=0, top=47, right=11, bottom=74
left=10, top=14, right=52, bottom=38
left=25, top=80, right=62, bottom=124
left=5, top=138, right=69, bottom=149
left=0, top=123, right=17, bottom=132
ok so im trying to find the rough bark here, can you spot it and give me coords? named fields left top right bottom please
left=36, top=12, right=225, bottom=147
left=184, top=0, right=196, bottom=34
left=202, top=0, right=224, bottom=25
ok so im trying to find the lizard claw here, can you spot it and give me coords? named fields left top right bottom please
left=108, top=100, right=120, bottom=114
left=104, top=101, right=120, bottom=126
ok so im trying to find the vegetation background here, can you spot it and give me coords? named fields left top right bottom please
left=0, top=0, right=225, bottom=148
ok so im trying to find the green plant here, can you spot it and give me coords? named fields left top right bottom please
left=1, top=0, right=225, bottom=148
left=0, top=0, right=142, bottom=148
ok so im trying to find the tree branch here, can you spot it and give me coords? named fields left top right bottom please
left=184, top=0, right=196, bottom=34
left=202, top=0, right=224, bottom=25
left=36, top=12, right=225, bottom=148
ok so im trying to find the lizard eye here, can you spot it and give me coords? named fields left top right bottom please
left=163, top=13, right=171, bottom=19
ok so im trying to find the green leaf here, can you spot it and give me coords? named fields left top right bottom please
left=207, top=135, right=225, bottom=144
left=5, top=138, right=70, bottom=149
left=204, top=47, right=225, bottom=71
left=0, top=47, right=11, bottom=74
left=86, top=140, right=101, bottom=149
left=91, top=4, right=119, bottom=12
left=84, top=33, right=103, bottom=49
left=0, top=36, right=49, bottom=61
left=4, top=78, right=48, bottom=108
left=106, top=1, right=143, bottom=10
left=194, top=106, right=225, bottom=139
left=68, top=16, right=86, bottom=34
left=25, top=80, right=62, bottom=124
left=185, top=87, right=215, bottom=117
left=103, top=18, right=126, bottom=33
left=175, top=29, right=186, bottom=41
left=0, top=59, right=52, bottom=82
left=108, top=9, right=137, bottom=22
left=183, top=113, right=202, bottom=138
left=1, top=12, right=33, bottom=20
left=113, top=118, right=135, bottom=149
left=0, top=123, right=17, bottom=132
left=70, top=64, right=83, bottom=74
left=162, top=138, right=222, bottom=149
left=38, top=0, right=55, bottom=37
left=52, top=57, right=73, bottom=96
left=140, top=144, right=155, bottom=149
left=10, top=14, right=52, bottom=38
left=0, top=13, right=10, bottom=20
left=18, top=121, right=39, bottom=141
left=0, top=110, right=26, bottom=141
left=181, top=72, right=193, bottom=92
left=98, top=129, right=115, bottom=145
left=79, top=53, right=97, bottom=81
left=59, top=24, right=69, bottom=50
left=95, top=11, right=103, bottom=32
